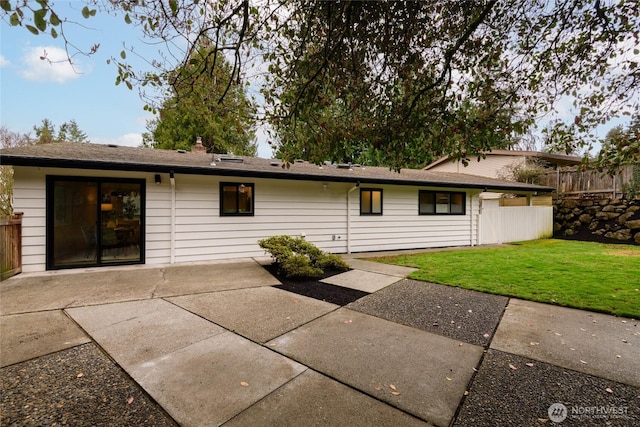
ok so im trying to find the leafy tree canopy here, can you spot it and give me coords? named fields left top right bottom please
left=58, top=119, right=89, bottom=143
left=3, top=0, right=639, bottom=169
left=32, top=119, right=89, bottom=144
left=597, top=110, right=640, bottom=172
left=0, top=126, right=31, bottom=217
left=143, top=44, right=257, bottom=155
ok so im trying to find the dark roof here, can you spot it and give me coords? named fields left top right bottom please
left=0, top=142, right=553, bottom=193
left=424, top=149, right=583, bottom=170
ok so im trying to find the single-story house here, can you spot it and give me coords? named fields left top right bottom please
left=0, top=142, right=553, bottom=273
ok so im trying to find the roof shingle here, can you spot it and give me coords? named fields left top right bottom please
left=0, top=142, right=552, bottom=193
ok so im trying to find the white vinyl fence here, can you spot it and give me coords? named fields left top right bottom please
left=479, top=206, right=553, bottom=245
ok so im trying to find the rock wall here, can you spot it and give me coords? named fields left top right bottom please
left=554, top=197, right=640, bottom=245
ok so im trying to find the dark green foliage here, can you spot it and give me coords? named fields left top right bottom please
left=258, top=235, right=349, bottom=279
left=5, top=1, right=638, bottom=170
left=143, top=44, right=257, bottom=155
left=281, top=254, right=323, bottom=279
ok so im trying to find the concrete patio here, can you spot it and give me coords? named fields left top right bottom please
left=1, top=258, right=638, bottom=426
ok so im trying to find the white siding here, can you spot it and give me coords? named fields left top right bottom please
left=170, top=176, right=349, bottom=262
left=11, top=166, right=492, bottom=271
left=11, top=169, right=46, bottom=272
left=348, top=186, right=480, bottom=252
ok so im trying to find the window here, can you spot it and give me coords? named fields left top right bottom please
left=419, top=191, right=465, bottom=215
left=360, top=188, right=383, bottom=215
left=220, top=182, right=254, bottom=216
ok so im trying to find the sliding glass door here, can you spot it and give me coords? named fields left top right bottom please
left=47, top=176, right=145, bottom=269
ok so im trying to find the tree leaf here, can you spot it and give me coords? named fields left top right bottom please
left=25, top=24, right=39, bottom=35
left=51, top=27, right=57, bottom=38
left=0, top=0, right=11, bottom=12
left=9, top=12, right=20, bottom=26
left=124, top=13, right=131, bottom=24
left=120, top=50, right=126, bottom=59
left=34, top=9, right=47, bottom=32
left=49, top=12, right=60, bottom=26
left=81, top=6, right=90, bottom=19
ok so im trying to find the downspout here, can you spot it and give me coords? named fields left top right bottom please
left=346, top=181, right=360, bottom=254
left=470, top=193, right=474, bottom=246
left=170, top=170, right=176, bottom=264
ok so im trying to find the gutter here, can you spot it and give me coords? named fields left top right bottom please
left=1, top=155, right=553, bottom=194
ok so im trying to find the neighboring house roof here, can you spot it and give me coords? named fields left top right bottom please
left=0, top=142, right=553, bottom=193
left=424, top=149, right=583, bottom=170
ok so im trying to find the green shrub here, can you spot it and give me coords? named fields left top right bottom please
left=258, top=235, right=350, bottom=279
left=318, top=253, right=349, bottom=271
left=281, top=254, right=323, bottom=279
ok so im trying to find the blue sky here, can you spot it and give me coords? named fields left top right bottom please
left=1, top=4, right=152, bottom=147
left=0, top=2, right=272, bottom=157
left=1, top=3, right=635, bottom=159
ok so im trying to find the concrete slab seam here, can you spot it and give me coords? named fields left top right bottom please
left=220, top=368, right=310, bottom=425
left=449, top=296, right=512, bottom=423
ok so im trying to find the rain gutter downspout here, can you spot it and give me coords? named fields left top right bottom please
left=347, top=181, right=360, bottom=254
left=170, top=170, right=176, bottom=264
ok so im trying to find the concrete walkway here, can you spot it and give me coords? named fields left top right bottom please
left=1, top=258, right=638, bottom=426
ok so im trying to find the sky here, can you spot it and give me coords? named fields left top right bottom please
left=0, top=3, right=636, bottom=160
left=0, top=3, right=273, bottom=157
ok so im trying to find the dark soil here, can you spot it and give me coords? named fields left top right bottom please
left=264, top=264, right=369, bottom=306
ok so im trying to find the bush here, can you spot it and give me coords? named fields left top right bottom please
left=281, top=254, right=323, bottom=279
left=258, top=235, right=350, bottom=279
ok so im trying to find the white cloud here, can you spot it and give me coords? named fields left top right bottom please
left=19, top=46, right=85, bottom=83
left=0, top=55, right=10, bottom=68
left=91, top=133, right=143, bottom=147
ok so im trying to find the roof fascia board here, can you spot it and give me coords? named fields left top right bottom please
left=3, top=155, right=552, bottom=193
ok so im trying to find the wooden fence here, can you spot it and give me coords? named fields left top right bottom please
left=479, top=206, right=553, bottom=244
left=540, top=164, right=636, bottom=197
left=1, top=212, right=23, bottom=280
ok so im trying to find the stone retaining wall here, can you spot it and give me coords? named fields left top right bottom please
left=554, top=197, right=640, bottom=245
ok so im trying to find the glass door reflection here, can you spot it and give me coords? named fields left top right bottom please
left=48, top=177, right=143, bottom=269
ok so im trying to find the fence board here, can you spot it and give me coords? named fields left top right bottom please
left=540, top=164, right=636, bottom=196
left=1, top=212, right=23, bottom=280
left=479, top=206, right=553, bottom=244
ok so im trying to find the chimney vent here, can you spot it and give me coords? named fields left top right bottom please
left=191, top=136, right=207, bottom=154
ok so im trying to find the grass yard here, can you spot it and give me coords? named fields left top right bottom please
left=371, top=239, right=640, bottom=319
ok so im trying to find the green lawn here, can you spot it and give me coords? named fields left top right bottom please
left=370, top=239, right=640, bottom=319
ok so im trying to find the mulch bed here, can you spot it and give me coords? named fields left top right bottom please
left=264, top=264, right=369, bottom=306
